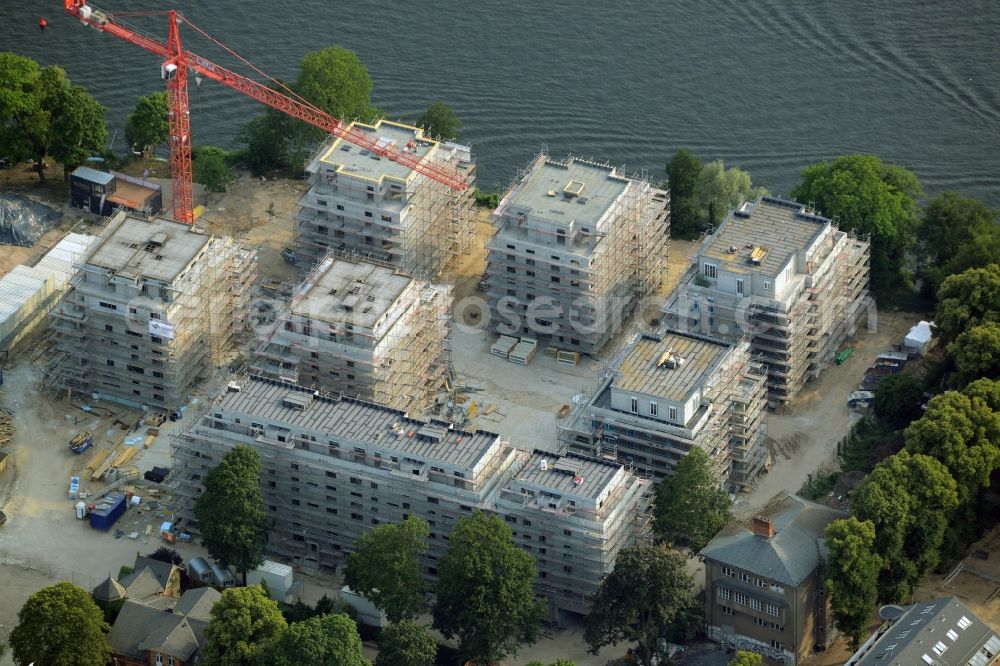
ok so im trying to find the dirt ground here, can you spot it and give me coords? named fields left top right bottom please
left=915, top=526, right=1000, bottom=629
left=735, top=310, right=918, bottom=518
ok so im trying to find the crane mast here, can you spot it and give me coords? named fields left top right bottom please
left=64, top=0, right=468, bottom=225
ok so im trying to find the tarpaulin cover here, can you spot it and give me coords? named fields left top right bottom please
left=0, top=194, right=61, bottom=247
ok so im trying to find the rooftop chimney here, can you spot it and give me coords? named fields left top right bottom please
left=752, top=515, right=774, bottom=538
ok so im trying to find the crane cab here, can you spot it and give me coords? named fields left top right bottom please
left=162, top=63, right=178, bottom=81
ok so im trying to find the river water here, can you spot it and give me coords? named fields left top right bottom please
left=2, top=0, right=999, bottom=205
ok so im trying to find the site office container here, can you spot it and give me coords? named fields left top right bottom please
left=88, top=492, right=127, bottom=530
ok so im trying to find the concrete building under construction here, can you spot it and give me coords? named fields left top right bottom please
left=170, top=374, right=648, bottom=620
left=45, top=211, right=256, bottom=411
left=662, top=196, right=870, bottom=407
left=250, top=256, right=450, bottom=415
left=559, top=329, right=768, bottom=492
left=294, top=119, right=476, bottom=278
left=484, top=154, right=670, bottom=354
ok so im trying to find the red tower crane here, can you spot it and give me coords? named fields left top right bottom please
left=63, top=0, right=468, bottom=225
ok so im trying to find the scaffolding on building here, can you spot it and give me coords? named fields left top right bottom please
left=294, top=123, right=476, bottom=279
left=250, top=254, right=451, bottom=416
left=44, top=213, right=256, bottom=412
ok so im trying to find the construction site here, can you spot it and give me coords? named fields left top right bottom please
left=559, top=329, right=769, bottom=492
left=662, top=196, right=871, bottom=407
left=250, top=255, right=451, bottom=414
left=294, top=119, right=477, bottom=278
left=484, top=154, right=670, bottom=355
left=44, top=210, right=257, bottom=412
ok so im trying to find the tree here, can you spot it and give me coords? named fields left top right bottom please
left=824, top=518, right=881, bottom=651
left=728, top=651, right=764, bottom=666
left=289, top=46, right=378, bottom=160
left=239, top=47, right=377, bottom=173
left=873, top=372, right=924, bottom=429
left=202, top=585, right=287, bottom=666
left=933, top=264, right=1000, bottom=345
left=433, top=511, right=545, bottom=665
left=665, top=149, right=702, bottom=238
left=791, top=154, right=922, bottom=298
left=916, top=192, right=999, bottom=293
left=0, top=54, right=108, bottom=183
left=525, top=661, right=576, bottom=666
left=904, top=382, right=1000, bottom=502
left=125, top=91, right=168, bottom=157
left=584, top=544, right=697, bottom=666
left=375, top=620, right=438, bottom=666
left=653, top=447, right=732, bottom=552
left=344, top=515, right=430, bottom=623
left=852, top=452, right=958, bottom=602
left=695, top=159, right=766, bottom=229
left=146, top=546, right=183, bottom=565
left=415, top=101, right=461, bottom=140
left=260, top=614, right=366, bottom=666
left=237, top=111, right=292, bottom=175
left=193, top=145, right=233, bottom=193
left=8, top=581, right=111, bottom=666
left=194, top=445, right=267, bottom=581
left=951, top=322, right=1000, bottom=384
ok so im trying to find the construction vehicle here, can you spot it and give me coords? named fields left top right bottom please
left=63, top=0, right=467, bottom=225
left=68, top=432, right=93, bottom=454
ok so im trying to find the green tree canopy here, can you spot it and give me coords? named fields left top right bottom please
left=237, top=110, right=292, bottom=176
left=8, top=581, right=111, bottom=666
left=415, top=101, right=461, bottom=140
left=653, top=447, right=732, bottom=552
left=791, top=154, right=922, bottom=299
left=852, top=451, right=959, bottom=602
left=951, top=322, right=1000, bottom=384
left=904, top=381, right=1000, bottom=502
left=125, top=91, right=168, bottom=157
left=194, top=444, right=267, bottom=579
left=0, top=53, right=107, bottom=182
left=695, top=159, right=767, bottom=229
left=665, top=149, right=702, bottom=238
left=239, top=47, right=377, bottom=174
left=344, top=515, right=430, bottom=623
left=728, top=651, right=764, bottom=666
left=193, top=145, right=233, bottom=193
left=824, top=518, right=881, bottom=651
left=261, top=613, right=367, bottom=666
left=202, top=585, right=287, bottom=666
left=375, top=620, right=438, bottom=666
left=917, top=192, right=1000, bottom=293
left=933, top=264, right=1000, bottom=345
left=432, top=511, right=545, bottom=665
left=584, top=544, right=698, bottom=666
left=873, top=372, right=925, bottom=429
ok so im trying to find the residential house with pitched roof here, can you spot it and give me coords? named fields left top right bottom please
left=700, top=492, right=846, bottom=665
left=846, top=596, right=999, bottom=666
left=107, top=587, right=220, bottom=666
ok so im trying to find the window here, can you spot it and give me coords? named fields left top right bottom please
left=106, top=359, right=115, bottom=367
left=946, top=629, right=958, bottom=641
left=769, top=640, right=783, bottom=650
left=957, top=616, right=972, bottom=629
left=736, top=278, right=744, bottom=295
left=766, top=603, right=781, bottom=617
left=932, top=641, right=947, bottom=656
left=733, top=592, right=748, bottom=606
left=649, top=402, right=658, bottom=417
left=703, top=264, right=717, bottom=279
left=364, top=211, right=373, bottom=218
left=720, top=605, right=736, bottom=616
left=740, top=572, right=753, bottom=583
left=98, top=301, right=118, bottom=310
left=668, top=406, right=678, bottom=423
left=630, top=397, right=638, bottom=414
left=763, top=280, right=771, bottom=290
left=105, top=324, right=113, bottom=332
left=749, top=597, right=763, bottom=611
left=336, top=204, right=344, bottom=211
left=721, top=566, right=737, bottom=578
left=718, top=587, right=732, bottom=600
